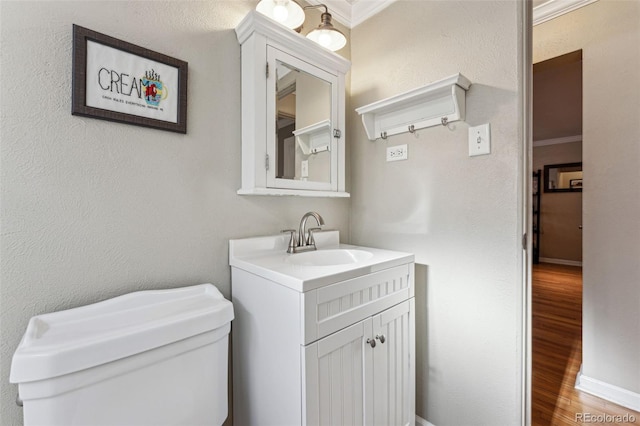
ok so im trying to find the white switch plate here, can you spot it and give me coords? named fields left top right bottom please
left=387, top=144, right=408, bottom=162
left=468, top=123, right=491, bottom=156
left=301, top=160, right=309, bottom=177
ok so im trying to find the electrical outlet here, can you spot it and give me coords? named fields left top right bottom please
left=469, top=123, right=491, bottom=156
left=386, top=144, right=408, bottom=162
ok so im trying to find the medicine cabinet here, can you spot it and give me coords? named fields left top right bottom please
left=235, top=11, right=351, bottom=197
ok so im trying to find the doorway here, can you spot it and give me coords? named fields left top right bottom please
left=529, top=44, right=640, bottom=426
left=526, top=2, right=640, bottom=424
left=531, top=49, right=585, bottom=425
left=532, top=50, right=583, bottom=268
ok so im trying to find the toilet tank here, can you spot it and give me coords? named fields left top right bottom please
left=10, top=284, right=234, bottom=426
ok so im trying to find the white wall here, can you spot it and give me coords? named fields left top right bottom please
left=349, top=1, right=525, bottom=425
left=534, top=0, right=640, bottom=396
left=0, top=2, right=350, bottom=424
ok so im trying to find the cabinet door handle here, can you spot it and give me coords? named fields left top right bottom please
left=366, top=338, right=376, bottom=348
left=376, top=334, right=386, bottom=344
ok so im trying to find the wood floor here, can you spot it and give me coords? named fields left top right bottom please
left=532, top=263, right=640, bottom=425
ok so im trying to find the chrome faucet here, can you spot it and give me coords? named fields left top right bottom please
left=298, top=212, right=324, bottom=249
left=281, top=211, right=325, bottom=253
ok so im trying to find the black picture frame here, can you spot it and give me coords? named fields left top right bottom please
left=543, top=162, right=583, bottom=193
left=72, top=24, right=188, bottom=133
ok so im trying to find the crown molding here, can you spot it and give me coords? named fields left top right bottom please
left=305, top=0, right=353, bottom=27
left=304, top=0, right=397, bottom=29
left=351, top=0, right=396, bottom=28
left=533, top=0, right=599, bottom=26
left=533, top=135, right=582, bottom=147
left=307, top=0, right=599, bottom=29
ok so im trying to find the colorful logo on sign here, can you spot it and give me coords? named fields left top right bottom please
left=141, top=69, right=167, bottom=106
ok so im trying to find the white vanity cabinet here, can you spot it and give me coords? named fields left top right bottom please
left=303, top=298, right=414, bottom=426
left=229, top=232, right=415, bottom=426
left=235, top=11, right=351, bottom=197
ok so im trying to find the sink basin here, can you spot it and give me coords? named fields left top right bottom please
left=230, top=231, right=414, bottom=292
left=286, top=249, right=374, bottom=267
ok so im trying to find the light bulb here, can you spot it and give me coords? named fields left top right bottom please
left=318, top=31, right=332, bottom=48
left=256, top=0, right=305, bottom=30
left=273, top=3, right=289, bottom=22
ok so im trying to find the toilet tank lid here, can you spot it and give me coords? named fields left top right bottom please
left=10, top=284, right=233, bottom=384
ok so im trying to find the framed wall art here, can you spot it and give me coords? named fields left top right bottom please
left=72, top=25, right=188, bottom=133
left=544, top=162, right=583, bottom=193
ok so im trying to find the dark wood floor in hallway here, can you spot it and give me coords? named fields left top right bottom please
left=532, top=263, right=640, bottom=425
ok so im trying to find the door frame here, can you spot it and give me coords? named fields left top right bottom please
left=520, top=1, right=533, bottom=425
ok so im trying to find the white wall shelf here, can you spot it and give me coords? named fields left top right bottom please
left=355, top=73, right=471, bottom=141
left=294, top=120, right=331, bottom=155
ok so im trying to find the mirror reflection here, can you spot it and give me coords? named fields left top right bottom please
left=276, top=60, right=332, bottom=183
left=544, top=162, right=582, bottom=192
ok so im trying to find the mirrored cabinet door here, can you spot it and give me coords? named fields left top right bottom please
left=235, top=11, right=350, bottom=197
left=266, top=47, right=339, bottom=192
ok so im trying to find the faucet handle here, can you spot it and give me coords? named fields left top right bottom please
left=281, top=229, right=297, bottom=254
left=307, top=227, right=322, bottom=246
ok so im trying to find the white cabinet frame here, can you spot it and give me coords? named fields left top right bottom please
left=235, top=11, right=351, bottom=197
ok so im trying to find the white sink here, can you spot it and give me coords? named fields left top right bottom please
left=286, top=249, right=373, bottom=267
left=229, top=231, right=414, bottom=292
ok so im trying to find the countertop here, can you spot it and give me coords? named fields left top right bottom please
left=229, top=231, right=414, bottom=292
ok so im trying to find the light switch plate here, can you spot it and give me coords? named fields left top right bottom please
left=301, top=160, right=309, bottom=177
left=469, top=123, right=491, bottom=156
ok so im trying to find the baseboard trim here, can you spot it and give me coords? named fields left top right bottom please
left=415, top=415, right=436, bottom=426
left=576, top=366, right=640, bottom=412
left=539, top=257, right=583, bottom=267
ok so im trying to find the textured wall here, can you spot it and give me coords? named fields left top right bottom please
left=534, top=0, right=640, bottom=395
left=349, top=1, right=524, bottom=425
left=0, top=2, right=350, bottom=424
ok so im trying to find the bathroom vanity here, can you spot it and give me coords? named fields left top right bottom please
left=229, top=231, right=415, bottom=425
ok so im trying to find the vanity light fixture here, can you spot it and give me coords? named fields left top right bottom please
left=303, top=4, right=347, bottom=52
left=256, top=0, right=305, bottom=30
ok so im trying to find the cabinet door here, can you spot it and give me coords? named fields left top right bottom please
left=302, top=318, right=372, bottom=426
left=266, top=46, right=339, bottom=192
left=371, top=299, right=415, bottom=426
